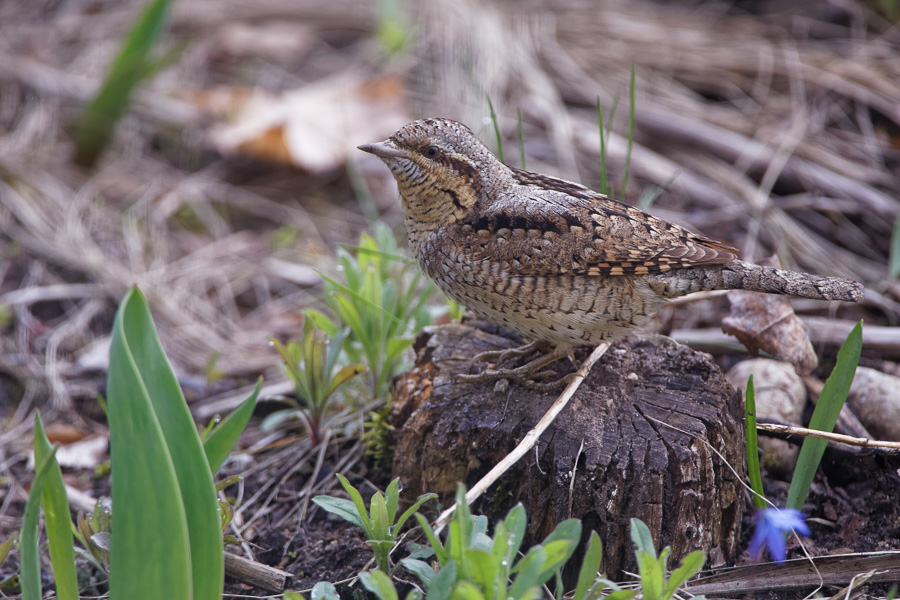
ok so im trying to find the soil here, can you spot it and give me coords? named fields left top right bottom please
left=215, top=326, right=900, bottom=597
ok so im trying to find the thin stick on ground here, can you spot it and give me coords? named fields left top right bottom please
left=756, top=423, right=900, bottom=451
left=433, top=342, right=611, bottom=534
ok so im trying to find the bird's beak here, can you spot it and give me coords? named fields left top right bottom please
left=358, top=140, right=407, bottom=159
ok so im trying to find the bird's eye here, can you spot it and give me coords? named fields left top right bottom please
left=425, top=145, right=440, bottom=158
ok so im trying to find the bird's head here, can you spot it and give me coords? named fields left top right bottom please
left=359, top=118, right=504, bottom=224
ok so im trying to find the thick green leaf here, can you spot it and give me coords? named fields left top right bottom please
left=574, top=532, right=603, bottom=600
left=606, top=591, right=638, bottom=600
left=204, top=378, right=262, bottom=474
left=540, top=518, right=581, bottom=564
left=371, top=492, right=390, bottom=539
left=630, top=519, right=656, bottom=559
left=109, top=287, right=222, bottom=600
left=304, top=308, right=339, bottom=336
left=450, top=580, right=489, bottom=600
left=535, top=539, right=575, bottom=585
left=311, top=582, right=339, bottom=600
left=0, top=536, right=14, bottom=565
left=21, top=449, right=57, bottom=600
left=326, top=364, right=366, bottom=400
left=787, top=322, right=862, bottom=509
left=447, top=520, right=467, bottom=574
left=359, top=570, right=399, bottom=600
left=509, top=547, right=546, bottom=599
left=501, top=504, right=527, bottom=563
left=664, top=550, right=705, bottom=600
left=744, top=376, right=767, bottom=510
left=311, top=496, right=367, bottom=531
left=470, top=515, right=492, bottom=551
left=427, top=560, right=457, bottom=600
left=400, top=558, right=435, bottom=587
left=33, top=412, right=79, bottom=600
left=465, top=548, right=497, bottom=590
left=635, top=551, right=663, bottom=600
left=108, top=289, right=191, bottom=600
left=335, top=473, right=374, bottom=534
left=384, top=478, right=401, bottom=527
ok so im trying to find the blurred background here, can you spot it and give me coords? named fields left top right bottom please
left=1, top=0, right=899, bottom=580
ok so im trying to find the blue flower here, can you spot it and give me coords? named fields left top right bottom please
left=749, top=508, right=811, bottom=563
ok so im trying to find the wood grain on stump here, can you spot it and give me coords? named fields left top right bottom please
left=391, top=321, right=746, bottom=579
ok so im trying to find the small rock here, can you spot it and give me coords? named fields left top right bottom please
left=726, top=358, right=805, bottom=475
left=847, top=367, right=900, bottom=441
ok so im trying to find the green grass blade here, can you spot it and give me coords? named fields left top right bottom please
left=320, top=273, right=405, bottom=329
left=73, top=0, right=173, bottom=166
left=33, top=412, right=79, bottom=600
left=335, top=245, right=416, bottom=265
left=394, top=493, right=437, bottom=532
left=786, top=321, right=862, bottom=510
left=21, top=449, right=58, bottom=600
left=487, top=96, right=503, bottom=162
left=517, top=108, right=526, bottom=169
left=414, top=513, right=447, bottom=564
left=108, top=288, right=192, bottom=599
left=744, top=376, right=767, bottom=510
left=204, top=378, right=262, bottom=474
left=620, top=65, right=635, bottom=202
left=597, top=97, right=608, bottom=195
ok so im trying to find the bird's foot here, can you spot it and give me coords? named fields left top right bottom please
left=464, top=340, right=548, bottom=371
left=457, top=344, right=575, bottom=391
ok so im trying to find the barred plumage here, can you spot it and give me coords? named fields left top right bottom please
left=360, top=118, right=863, bottom=352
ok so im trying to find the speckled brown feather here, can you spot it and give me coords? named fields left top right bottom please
left=460, top=166, right=739, bottom=277
left=360, top=118, right=863, bottom=350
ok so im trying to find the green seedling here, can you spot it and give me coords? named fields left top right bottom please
left=266, top=320, right=365, bottom=444
left=630, top=519, right=705, bottom=600
left=313, top=225, right=436, bottom=399
left=313, top=474, right=436, bottom=574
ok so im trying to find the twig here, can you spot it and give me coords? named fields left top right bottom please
left=756, top=423, right=900, bottom=450
left=433, top=342, right=610, bottom=534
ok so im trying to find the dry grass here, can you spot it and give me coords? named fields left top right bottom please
left=0, top=0, right=899, bottom=580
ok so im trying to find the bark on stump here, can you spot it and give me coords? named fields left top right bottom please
left=391, top=321, right=746, bottom=579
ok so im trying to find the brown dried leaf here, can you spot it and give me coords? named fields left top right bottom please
left=722, top=289, right=818, bottom=374
left=204, top=74, right=410, bottom=173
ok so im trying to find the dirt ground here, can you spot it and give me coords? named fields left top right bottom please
left=1, top=0, right=900, bottom=597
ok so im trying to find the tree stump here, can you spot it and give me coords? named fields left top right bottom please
left=391, top=320, right=746, bottom=579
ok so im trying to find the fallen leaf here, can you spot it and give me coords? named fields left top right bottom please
left=203, top=73, right=410, bottom=173
left=723, top=290, right=818, bottom=374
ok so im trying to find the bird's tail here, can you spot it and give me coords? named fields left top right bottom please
left=719, top=260, right=863, bottom=302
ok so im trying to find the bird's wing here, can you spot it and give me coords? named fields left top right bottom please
left=455, top=174, right=737, bottom=277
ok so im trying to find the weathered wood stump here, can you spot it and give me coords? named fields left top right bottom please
left=391, top=320, right=746, bottom=579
